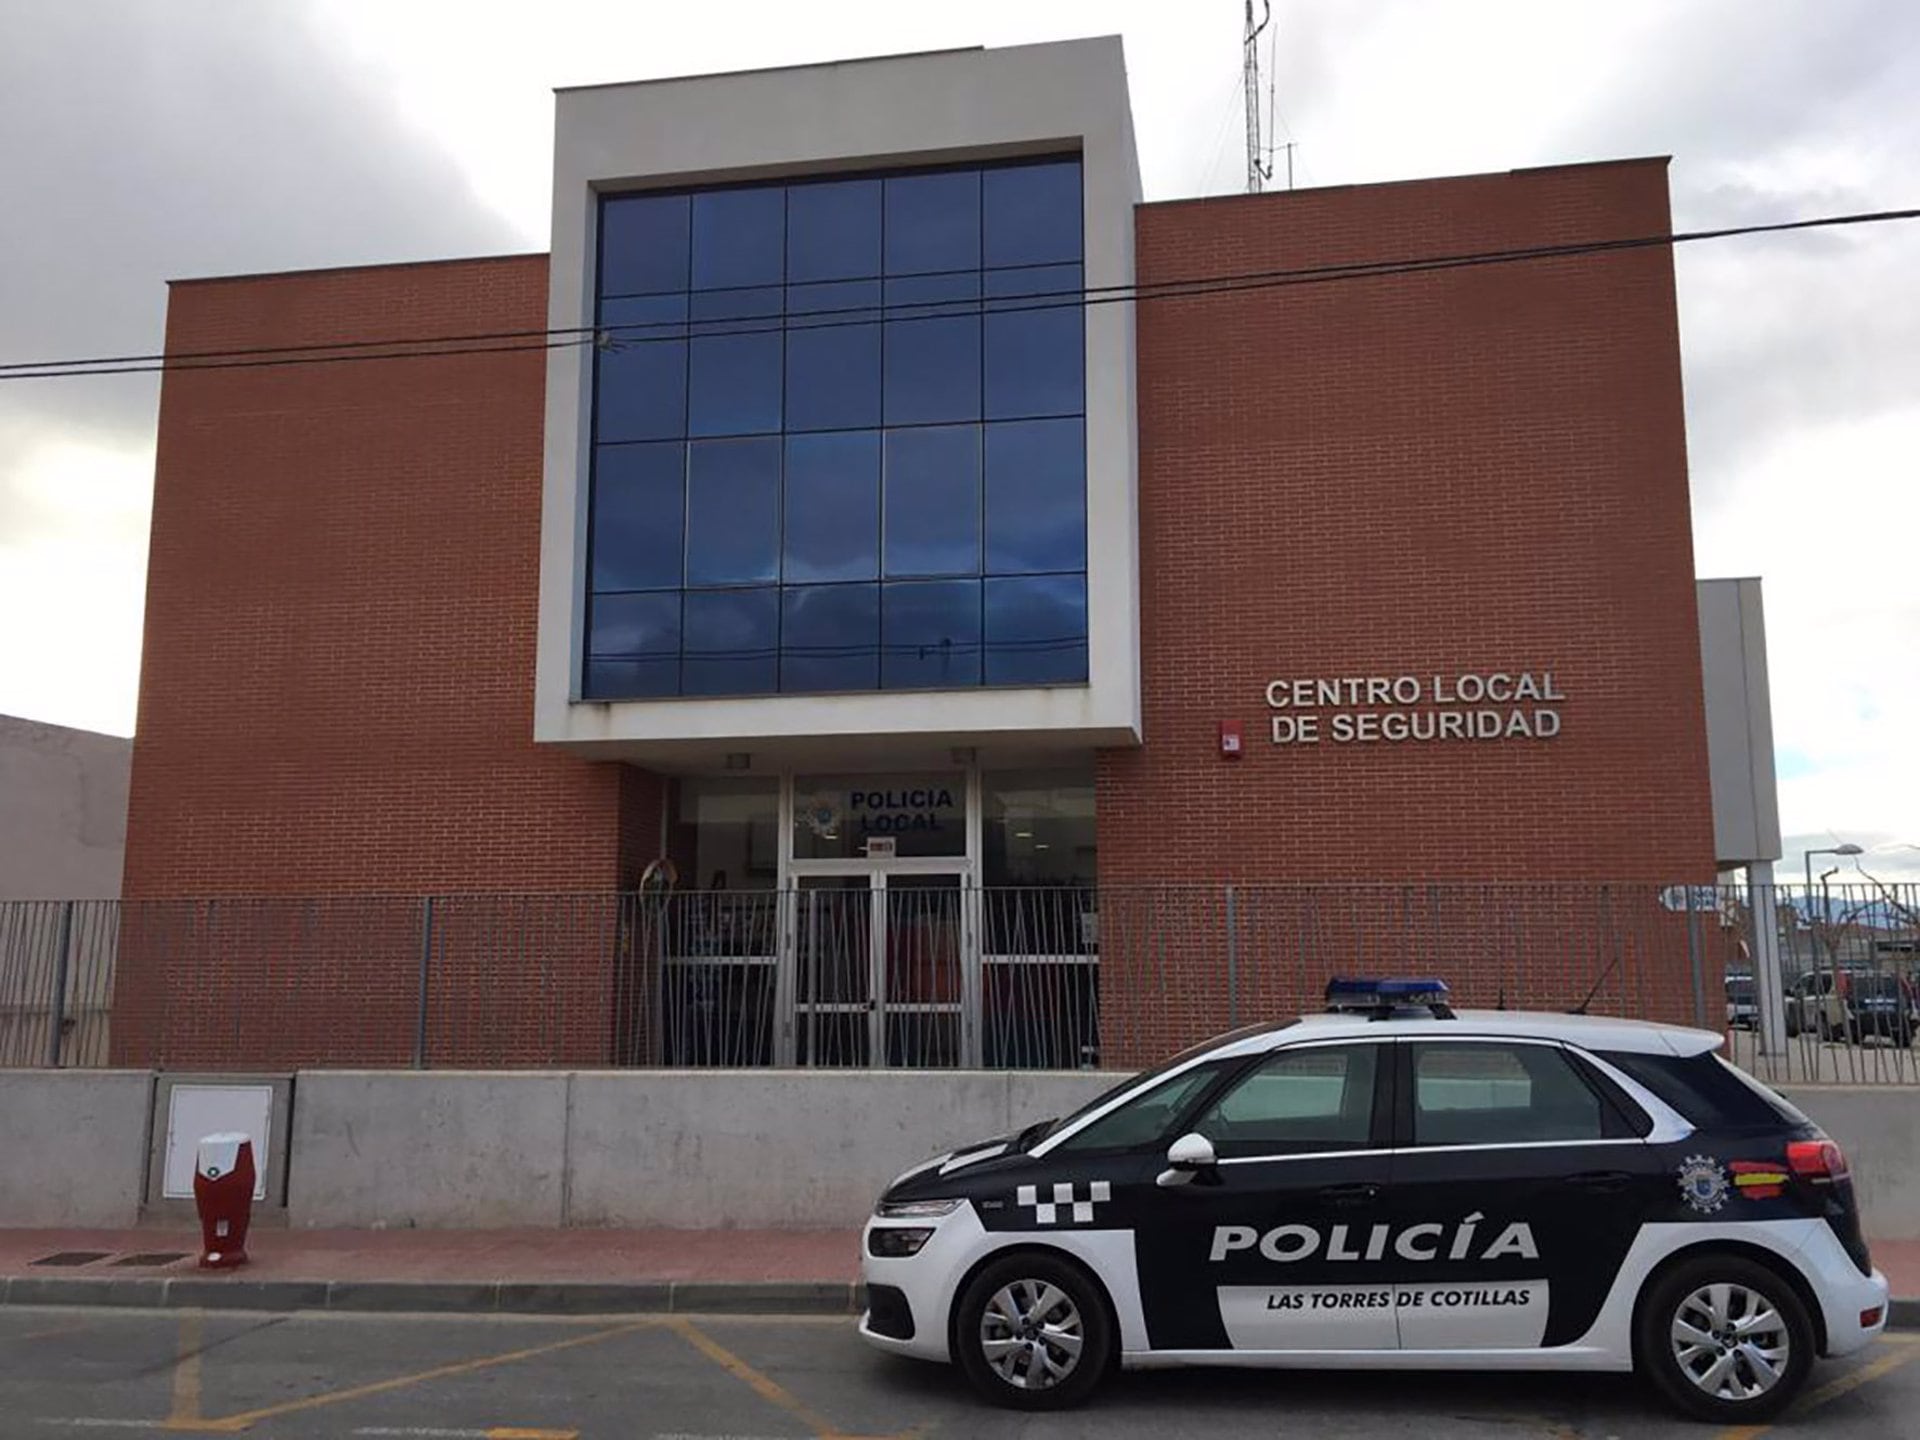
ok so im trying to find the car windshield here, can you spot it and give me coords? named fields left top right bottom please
left=1852, top=974, right=1903, bottom=999
left=1726, top=977, right=1755, bottom=999
left=1019, top=1020, right=1293, bottom=1149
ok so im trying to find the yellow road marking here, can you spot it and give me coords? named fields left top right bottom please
left=167, top=1310, right=204, bottom=1428
left=486, top=1430, right=579, bottom=1439
left=1715, top=1333, right=1920, bottom=1440
left=164, top=1321, right=647, bottom=1434
left=666, top=1318, right=923, bottom=1440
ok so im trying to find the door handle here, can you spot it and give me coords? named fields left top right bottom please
left=1566, top=1170, right=1632, bottom=1193
left=1318, top=1182, right=1380, bottom=1208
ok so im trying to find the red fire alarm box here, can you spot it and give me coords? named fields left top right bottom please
left=1219, top=720, right=1244, bottom=758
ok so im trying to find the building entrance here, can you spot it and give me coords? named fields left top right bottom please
left=788, top=869, right=971, bottom=1067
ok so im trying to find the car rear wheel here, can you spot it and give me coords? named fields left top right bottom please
left=1638, top=1255, right=1814, bottom=1423
left=953, top=1253, right=1112, bottom=1410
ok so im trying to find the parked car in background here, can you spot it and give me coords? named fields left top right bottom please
left=1783, top=968, right=1917, bottom=1046
left=1725, top=971, right=1758, bottom=1030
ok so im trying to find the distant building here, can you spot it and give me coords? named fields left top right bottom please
left=0, top=714, right=129, bottom=899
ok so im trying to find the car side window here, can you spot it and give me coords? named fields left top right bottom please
left=1410, top=1041, right=1609, bottom=1147
left=1185, top=1044, right=1380, bottom=1158
left=1052, top=1062, right=1226, bottom=1154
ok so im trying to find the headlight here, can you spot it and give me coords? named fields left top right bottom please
left=875, top=1197, right=965, bottom=1220
left=868, top=1226, right=936, bottom=1258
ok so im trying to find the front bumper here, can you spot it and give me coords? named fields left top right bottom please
left=858, top=1206, right=990, bottom=1363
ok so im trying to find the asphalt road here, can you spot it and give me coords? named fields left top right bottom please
left=2, top=1304, right=1915, bottom=1440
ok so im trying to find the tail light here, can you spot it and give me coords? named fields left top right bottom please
left=1788, top=1138, right=1850, bottom=1184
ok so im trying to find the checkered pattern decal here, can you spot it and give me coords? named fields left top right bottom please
left=1016, top=1180, right=1111, bottom=1225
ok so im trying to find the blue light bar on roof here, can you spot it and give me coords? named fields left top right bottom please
left=1324, top=976, right=1452, bottom=1011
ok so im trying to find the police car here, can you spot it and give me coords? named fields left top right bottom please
left=859, top=979, right=1889, bottom=1423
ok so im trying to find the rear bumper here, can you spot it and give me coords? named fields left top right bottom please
left=1798, top=1223, right=1891, bottom=1356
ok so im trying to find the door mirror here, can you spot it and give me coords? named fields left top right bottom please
left=1156, top=1131, right=1217, bottom=1188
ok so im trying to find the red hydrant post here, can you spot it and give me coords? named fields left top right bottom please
left=193, top=1132, right=256, bottom=1270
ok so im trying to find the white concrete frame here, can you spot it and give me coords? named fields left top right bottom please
left=536, top=38, right=1143, bottom=765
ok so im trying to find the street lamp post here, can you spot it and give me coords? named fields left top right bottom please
left=1804, top=844, right=1864, bottom=970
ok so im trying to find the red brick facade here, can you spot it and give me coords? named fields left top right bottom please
left=1097, top=160, right=1714, bottom=1058
left=115, top=255, right=659, bottom=1064
left=117, top=160, right=1717, bottom=1068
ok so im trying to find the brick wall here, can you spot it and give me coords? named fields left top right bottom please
left=1099, top=160, right=1715, bottom=1057
left=115, top=255, right=654, bottom=1064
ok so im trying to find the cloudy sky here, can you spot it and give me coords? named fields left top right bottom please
left=1, top=0, right=1914, bottom=881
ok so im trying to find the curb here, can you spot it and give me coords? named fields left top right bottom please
left=4, top=1274, right=1914, bottom=1328
left=0, top=1274, right=863, bottom=1317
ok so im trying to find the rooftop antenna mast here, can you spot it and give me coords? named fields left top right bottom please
left=1245, top=1, right=1272, bottom=193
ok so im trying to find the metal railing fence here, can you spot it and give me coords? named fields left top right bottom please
left=2, top=882, right=1915, bottom=1080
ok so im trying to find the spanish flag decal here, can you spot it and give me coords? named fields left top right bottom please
left=1730, top=1161, right=1789, bottom=1199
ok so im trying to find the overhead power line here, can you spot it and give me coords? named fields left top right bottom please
left=2, top=205, right=1916, bottom=382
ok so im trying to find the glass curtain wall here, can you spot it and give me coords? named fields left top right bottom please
left=584, top=158, right=1088, bottom=700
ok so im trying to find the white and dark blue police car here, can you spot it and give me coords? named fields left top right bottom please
left=859, top=979, right=1890, bottom=1423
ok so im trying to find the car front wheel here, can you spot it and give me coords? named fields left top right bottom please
left=1638, top=1255, right=1814, bottom=1423
left=953, top=1252, right=1113, bottom=1409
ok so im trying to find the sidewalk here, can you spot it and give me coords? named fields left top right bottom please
left=1, top=1226, right=1914, bottom=1321
left=0, top=1226, right=862, bottom=1315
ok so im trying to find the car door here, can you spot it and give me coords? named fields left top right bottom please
left=1122, top=1039, right=1397, bottom=1353
left=1384, top=1037, right=1667, bottom=1351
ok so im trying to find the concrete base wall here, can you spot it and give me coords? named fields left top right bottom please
left=1781, top=1086, right=1920, bottom=1241
left=289, top=1073, right=570, bottom=1228
left=567, top=1071, right=1111, bottom=1229
left=10, top=1071, right=1920, bottom=1239
left=0, top=1070, right=150, bottom=1226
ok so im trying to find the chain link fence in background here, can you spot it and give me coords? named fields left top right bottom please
left=2, top=882, right=1915, bottom=1080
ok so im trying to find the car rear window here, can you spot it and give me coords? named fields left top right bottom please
left=1597, top=1050, right=1807, bottom=1130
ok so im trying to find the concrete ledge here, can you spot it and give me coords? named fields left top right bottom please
left=0, top=1274, right=864, bottom=1316
left=0, top=1070, right=152, bottom=1227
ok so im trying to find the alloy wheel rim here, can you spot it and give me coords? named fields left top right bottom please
left=1670, top=1281, right=1790, bottom=1401
left=980, top=1278, right=1084, bottom=1389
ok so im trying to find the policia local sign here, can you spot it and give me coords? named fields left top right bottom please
left=1266, top=671, right=1565, bottom=746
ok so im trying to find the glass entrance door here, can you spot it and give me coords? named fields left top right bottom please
left=883, top=873, right=967, bottom=1067
left=787, top=869, right=973, bottom=1067
left=793, top=876, right=874, bottom=1067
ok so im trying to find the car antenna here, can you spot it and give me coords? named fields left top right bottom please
left=1572, top=953, right=1624, bottom=1015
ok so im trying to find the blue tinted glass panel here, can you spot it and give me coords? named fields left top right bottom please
left=884, top=426, right=980, bottom=578
left=592, top=442, right=685, bottom=591
left=787, top=321, right=880, bottom=431
left=788, top=279, right=881, bottom=317
left=884, top=317, right=980, bottom=425
left=688, top=331, right=782, bottom=436
left=985, top=574, right=1087, bottom=685
left=683, top=588, right=778, bottom=695
left=686, top=438, right=780, bottom=585
left=885, top=171, right=980, bottom=275
left=782, top=583, right=879, bottom=692
left=784, top=433, right=879, bottom=582
left=691, top=187, right=784, bottom=290
left=883, top=579, right=982, bottom=689
left=599, top=193, right=689, bottom=296
left=595, top=296, right=688, bottom=443
left=586, top=591, right=681, bottom=697
left=690, top=285, right=782, bottom=331
left=985, top=419, right=1085, bottom=575
left=983, top=161, right=1081, bottom=268
left=787, top=179, right=882, bottom=283
left=884, top=271, right=980, bottom=317
left=985, top=266, right=1082, bottom=420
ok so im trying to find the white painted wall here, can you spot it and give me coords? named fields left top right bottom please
left=536, top=38, right=1142, bottom=765
left=0, top=715, right=130, bottom=899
